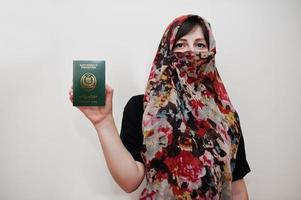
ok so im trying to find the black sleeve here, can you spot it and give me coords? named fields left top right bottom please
left=232, top=133, right=251, bottom=181
left=120, top=95, right=144, bottom=163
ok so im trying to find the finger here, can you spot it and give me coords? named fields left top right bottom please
left=69, top=90, right=73, bottom=98
left=68, top=89, right=73, bottom=102
left=77, top=106, right=88, bottom=112
left=69, top=94, right=73, bottom=103
left=105, top=84, right=113, bottom=108
left=105, top=84, right=113, bottom=93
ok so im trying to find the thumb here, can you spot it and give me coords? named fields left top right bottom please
left=105, top=84, right=113, bottom=106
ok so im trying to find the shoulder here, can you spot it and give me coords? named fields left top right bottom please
left=123, top=94, right=144, bottom=116
left=127, top=94, right=144, bottom=105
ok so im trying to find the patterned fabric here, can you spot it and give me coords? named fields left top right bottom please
left=140, top=14, right=243, bottom=200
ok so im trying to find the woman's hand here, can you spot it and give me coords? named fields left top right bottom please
left=68, top=84, right=114, bottom=126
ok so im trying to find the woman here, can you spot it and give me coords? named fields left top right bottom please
left=69, top=14, right=250, bottom=200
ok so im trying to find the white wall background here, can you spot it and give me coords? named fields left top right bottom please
left=0, top=0, right=300, bottom=199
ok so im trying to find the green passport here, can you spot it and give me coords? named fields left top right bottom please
left=73, top=60, right=105, bottom=106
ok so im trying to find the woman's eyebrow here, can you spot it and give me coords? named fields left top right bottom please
left=195, top=38, right=206, bottom=41
left=177, top=38, right=205, bottom=42
left=177, top=39, right=188, bottom=42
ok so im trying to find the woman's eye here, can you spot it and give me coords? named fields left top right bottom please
left=175, top=43, right=184, bottom=48
left=197, top=43, right=206, bottom=48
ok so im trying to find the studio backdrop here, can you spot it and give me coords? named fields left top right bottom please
left=0, top=0, right=300, bottom=199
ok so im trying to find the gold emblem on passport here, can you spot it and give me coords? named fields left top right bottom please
left=80, top=73, right=97, bottom=91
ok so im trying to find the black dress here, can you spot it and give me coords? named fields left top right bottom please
left=120, top=94, right=251, bottom=181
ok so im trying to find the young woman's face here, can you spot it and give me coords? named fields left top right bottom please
left=172, top=25, right=208, bottom=53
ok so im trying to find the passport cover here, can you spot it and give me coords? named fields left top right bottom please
left=73, top=60, right=105, bottom=106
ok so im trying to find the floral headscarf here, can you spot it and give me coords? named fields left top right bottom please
left=141, top=14, right=242, bottom=200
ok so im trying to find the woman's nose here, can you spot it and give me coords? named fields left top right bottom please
left=187, top=43, right=195, bottom=51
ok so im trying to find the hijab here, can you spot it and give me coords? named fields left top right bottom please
left=140, top=14, right=243, bottom=200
